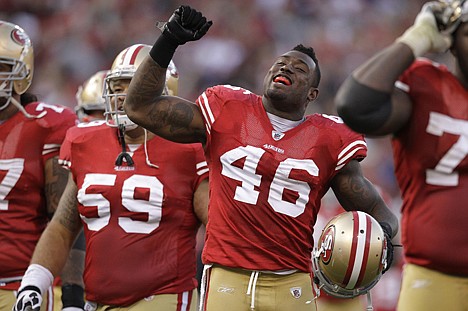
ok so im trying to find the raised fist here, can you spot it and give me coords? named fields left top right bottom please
left=396, top=1, right=452, bottom=56
left=162, top=5, right=213, bottom=45
left=12, top=286, right=42, bottom=311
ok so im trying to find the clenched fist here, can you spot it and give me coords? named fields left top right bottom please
left=162, top=5, right=213, bottom=45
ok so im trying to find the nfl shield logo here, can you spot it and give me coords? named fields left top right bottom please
left=272, top=131, right=285, bottom=141
left=290, top=287, right=302, bottom=299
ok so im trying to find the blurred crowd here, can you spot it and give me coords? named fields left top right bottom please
left=0, top=1, right=453, bottom=309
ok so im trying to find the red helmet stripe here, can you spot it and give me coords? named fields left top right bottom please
left=342, top=211, right=359, bottom=286
left=129, top=44, right=144, bottom=65
left=355, top=214, right=372, bottom=287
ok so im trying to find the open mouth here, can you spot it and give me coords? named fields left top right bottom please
left=273, top=75, right=292, bottom=86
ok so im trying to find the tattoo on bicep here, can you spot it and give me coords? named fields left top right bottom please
left=45, top=157, right=69, bottom=215
left=55, top=185, right=81, bottom=233
left=338, top=174, right=380, bottom=212
left=168, top=102, right=194, bottom=132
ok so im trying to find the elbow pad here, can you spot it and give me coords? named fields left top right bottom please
left=335, top=77, right=392, bottom=134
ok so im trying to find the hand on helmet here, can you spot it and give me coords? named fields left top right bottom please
left=396, top=1, right=452, bottom=57
left=379, top=222, right=394, bottom=274
left=163, top=5, right=213, bottom=45
left=12, top=286, right=42, bottom=311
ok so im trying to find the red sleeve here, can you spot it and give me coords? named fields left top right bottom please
left=38, top=103, right=78, bottom=162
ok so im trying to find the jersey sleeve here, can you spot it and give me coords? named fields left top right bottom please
left=59, top=127, right=76, bottom=170
left=192, top=144, right=209, bottom=189
left=40, top=103, right=78, bottom=162
left=320, top=114, right=367, bottom=171
left=195, top=85, right=226, bottom=137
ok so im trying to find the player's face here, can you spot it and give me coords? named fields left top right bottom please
left=263, top=50, right=317, bottom=112
left=109, top=78, right=131, bottom=112
left=453, top=22, right=468, bottom=81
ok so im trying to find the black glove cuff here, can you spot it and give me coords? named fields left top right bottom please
left=61, top=284, right=84, bottom=308
left=149, top=34, right=178, bottom=68
left=19, top=285, right=41, bottom=294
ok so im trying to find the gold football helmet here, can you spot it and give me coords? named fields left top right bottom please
left=103, top=44, right=179, bottom=129
left=0, top=21, right=34, bottom=110
left=75, top=70, right=108, bottom=122
left=313, top=211, right=387, bottom=299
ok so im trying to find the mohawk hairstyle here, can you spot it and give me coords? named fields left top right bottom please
left=293, top=44, right=321, bottom=87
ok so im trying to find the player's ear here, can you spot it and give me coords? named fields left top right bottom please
left=308, top=87, right=319, bottom=102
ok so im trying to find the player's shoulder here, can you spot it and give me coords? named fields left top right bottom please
left=308, top=113, right=350, bottom=130
left=308, top=113, right=365, bottom=140
left=407, top=57, right=449, bottom=74
left=65, top=120, right=109, bottom=143
left=27, top=102, right=78, bottom=127
left=205, top=84, right=257, bottom=100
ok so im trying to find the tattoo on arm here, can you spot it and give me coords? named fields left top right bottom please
left=54, top=177, right=82, bottom=234
left=45, top=157, right=69, bottom=216
left=331, top=161, right=384, bottom=214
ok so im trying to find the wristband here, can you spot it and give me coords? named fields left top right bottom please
left=20, top=264, right=54, bottom=295
left=61, top=284, right=85, bottom=308
left=149, top=34, right=178, bottom=68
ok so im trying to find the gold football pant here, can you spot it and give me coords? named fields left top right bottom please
left=397, top=263, right=468, bottom=311
left=201, top=265, right=317, bottom=311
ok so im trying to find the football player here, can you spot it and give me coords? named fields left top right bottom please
left=124, top=6, right=399, bottom=311
left=0, top=21, right=84, bottom=311
left=335, top=1, right=468, bottom=310
left=74, top=70, right=108, bottom=122
left=13, top=43, right=209, bottom=311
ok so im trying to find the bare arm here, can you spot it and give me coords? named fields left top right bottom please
left=193, top=179, right=209, bottom=226
left=32, top=173, right=83, bottom=277
left=335, top=2, right=452, bottom=136
left=330, top=160, right=398, bottom=238
left=44, top=156, right=69, bottom=216
left=335, top=43, right=414, bottom=136
left=125, top=56, right=207, bottom=144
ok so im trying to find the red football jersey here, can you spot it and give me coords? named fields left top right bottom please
left=395, top=58, right=468, bottom=275
left=196, top=85, right=367, bottom=272
left=0, top=102, right=77, bottom=280
left=59, top=121, right=208, bottom=306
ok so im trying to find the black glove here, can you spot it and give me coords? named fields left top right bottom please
left=379, top=222, right=394, bottom=274
left=12, top=286, right=42, bottom=311
left=150, top=5, right=212, bottom=67
left=163, top=5, right=213, bottom=46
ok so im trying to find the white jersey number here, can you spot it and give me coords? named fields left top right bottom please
left=220, top=146, right=319, bottom=217
left=77, top=173, right=163, bottom=233
left=426, top=112, right=468, bottom=186
left=0, top=159, right=25, bottom=210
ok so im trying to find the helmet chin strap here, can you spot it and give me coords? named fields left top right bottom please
left=4, top=96, right=47, bottom=119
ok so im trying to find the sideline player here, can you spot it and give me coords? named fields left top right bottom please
left=12, top=44, right=209, bottom=311
left=335, top=1, right=468, bottom=310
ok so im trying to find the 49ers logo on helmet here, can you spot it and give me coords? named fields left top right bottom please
left=319, top=225, right=335, bottom=264
left=11, top=28, right=27, bottom=46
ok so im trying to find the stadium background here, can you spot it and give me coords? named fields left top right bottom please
left=1, top=0, right=452, bottom=310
